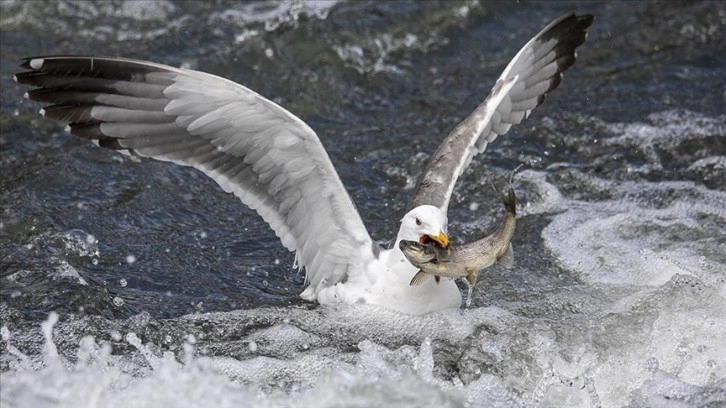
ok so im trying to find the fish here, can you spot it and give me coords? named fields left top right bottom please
left=399, top=186, right=516, bottom=291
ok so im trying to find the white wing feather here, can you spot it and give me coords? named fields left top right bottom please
left=16, top=56, right=375, bottom=298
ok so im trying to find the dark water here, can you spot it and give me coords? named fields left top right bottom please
left=1, top=1, right=725, bottom=407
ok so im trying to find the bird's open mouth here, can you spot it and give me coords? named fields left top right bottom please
left=419, top=231, right=449, bottom=248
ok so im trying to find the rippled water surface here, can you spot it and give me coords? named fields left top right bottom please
left=1, top=1, right=725, bottom=407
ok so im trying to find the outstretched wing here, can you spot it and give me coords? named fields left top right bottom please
left=407, top=11, right=594, bottom=212
left=15, top=56, right=376, bottom=298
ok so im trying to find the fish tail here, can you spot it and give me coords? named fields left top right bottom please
left=502, top=165, right=522, bottom=215
left=502, top=187, right=516, bottom=216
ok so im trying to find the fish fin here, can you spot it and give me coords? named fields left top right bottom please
left=435, top=275, right=440, bottom=285
left=465, top=273, right=478, bottom=287
left=499, top=243, right=514, bottom=269
left=409, top=270, right=429, bottom=286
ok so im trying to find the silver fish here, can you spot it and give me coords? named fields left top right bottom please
left=399, top=187, right=516, bottom=290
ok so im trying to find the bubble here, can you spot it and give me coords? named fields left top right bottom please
left=113, top=297, right=125, bottom=307
left=92, top=258, right=99, bottom=265
left=248, top=341, right=258, bottom=352
left=126, top=255, right=137, bottom=264
left=119, top=278, right=127, bottom=287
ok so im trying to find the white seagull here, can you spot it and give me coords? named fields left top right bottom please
left=15, top=12, right=593, bottom=314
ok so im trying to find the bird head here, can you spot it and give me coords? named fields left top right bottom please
left=397, top=205, right=449, bottom=249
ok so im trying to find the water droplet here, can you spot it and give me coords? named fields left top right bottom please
left=92, top=258, right=99, bottom=265
left=645, top=357, right=659, bottom=373
left=113, top=297, right=125, bottom=307
left=119, top=278, right=127, bottom=287
left=110, top=330, right=122, bottom=341
left=248, top=341, right=258, bottom=352
left=126, top=254, right=136, bottom=264
left=263, top=280, right=269, bottom=286
left=1, top=326, right=10, bottom=341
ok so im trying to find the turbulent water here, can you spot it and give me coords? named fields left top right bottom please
left=1, top=1, right=725, bottom=407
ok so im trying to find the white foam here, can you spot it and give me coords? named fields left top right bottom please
left=537, top=111, right=726, bottom=293
left=2, top=291, right=725, bottom=408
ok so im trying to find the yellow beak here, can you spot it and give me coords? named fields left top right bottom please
left=426, top=231, right=449, bottom=248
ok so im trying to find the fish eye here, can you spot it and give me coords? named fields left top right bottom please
left=415, top=218, right=422, bottom=226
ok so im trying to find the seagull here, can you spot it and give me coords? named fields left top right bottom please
left=15, top=12, right=593, bottom=314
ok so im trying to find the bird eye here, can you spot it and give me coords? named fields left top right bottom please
left=415, top=218, right=422, bottom=226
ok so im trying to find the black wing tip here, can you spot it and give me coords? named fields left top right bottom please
left=553, top=10, right=595, bottom=29
left=16, top=56, right=169, bottom=81
left=535, top=11, right=595, bottom=100
left=539, top=11, right=595, bottom=45
left=579, top=14, right=596, bottom=28
left=19, top=55, right=94, bottom=70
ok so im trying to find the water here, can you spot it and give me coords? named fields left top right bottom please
left=1, top=1, right=725, bottom=407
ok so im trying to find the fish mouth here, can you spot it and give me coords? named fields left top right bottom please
left=419, top=231, right=449, bottom=248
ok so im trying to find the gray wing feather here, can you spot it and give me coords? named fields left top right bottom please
left=408, top=11, right=594, bottom=212
left=16, top=56, right=376, bottom=297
